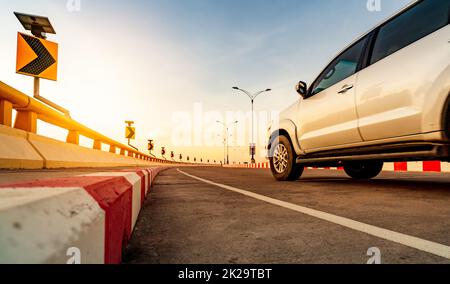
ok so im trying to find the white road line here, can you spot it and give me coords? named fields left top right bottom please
left=178, top=169, right=450, bottom=260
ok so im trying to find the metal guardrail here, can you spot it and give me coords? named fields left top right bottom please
left=0, top=81, right=176, bottom=164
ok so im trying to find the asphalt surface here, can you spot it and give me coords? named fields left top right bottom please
left=0, top=167, right=156, bottom=185
left=123, top=167, right=450, bottom=264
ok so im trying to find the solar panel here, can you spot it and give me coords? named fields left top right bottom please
left=14, top=12, right=56, bottom=37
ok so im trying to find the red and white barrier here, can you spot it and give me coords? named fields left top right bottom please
left=226, top=161, right=450, bottom=173
left=0, top=167, right=167, bottom=264
left=382, top=161, right=450, bottom=173
left=305, top=162, right=450, bottom=173
left=225, top=162, right=271, bottom=169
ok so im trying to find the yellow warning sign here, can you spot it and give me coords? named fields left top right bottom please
left=16, top=32, right=58, bottom=81
left=125, top=126, right=136, bottom=140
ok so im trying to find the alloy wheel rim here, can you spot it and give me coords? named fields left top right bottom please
left=273, top=144, right=288, bottom=174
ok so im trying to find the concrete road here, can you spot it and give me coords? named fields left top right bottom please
left=123, top=167, right=450, bottom=264
left=0, top=167, right=158, bottom=185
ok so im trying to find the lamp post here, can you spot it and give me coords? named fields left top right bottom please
left=217, top=135, right=226, bottom=165
left=233, top=87, right=271, bottom=164
left=217, top=120, right=238, bottom=165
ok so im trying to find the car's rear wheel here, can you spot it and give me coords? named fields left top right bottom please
left=344, top=161, right=384, bottom=180
left=270, top=135, right=304, bottom=181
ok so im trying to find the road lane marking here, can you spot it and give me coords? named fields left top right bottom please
left=178, top=169, right=450, bottom=260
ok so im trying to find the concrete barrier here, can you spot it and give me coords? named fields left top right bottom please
left=0, top=125, right=43, bottom=169
left=0, top=187, right=105, bottom=264
left=0, top=124, right=163, bottom=169
left=28, top=133, right=156, bottom=169
left=0, top=167, right=168, bottom=264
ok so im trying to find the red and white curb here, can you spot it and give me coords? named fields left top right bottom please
left=382, top=161, right=450, bottom=173
left=0, top=167, right=167, bottom=264
left=226, top=161, right=450, bottom=173
left=306, top=162, right=450, bottom=173
left=225, top=162, right=271, bottom=169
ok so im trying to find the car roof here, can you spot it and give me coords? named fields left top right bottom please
left=308, top=0, right=419, bottom=86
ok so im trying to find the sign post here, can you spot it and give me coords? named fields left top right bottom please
left=14, top=12, right=70, bottom=117
left=125, top=121, right=138, bottom=151
left=148, top=140, right=155, bottom=157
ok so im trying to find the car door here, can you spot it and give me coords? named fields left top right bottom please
left=355, top=0, right=450, bottom=141
left=297, top=36, right=368, bottom=151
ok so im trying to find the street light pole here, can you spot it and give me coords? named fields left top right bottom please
left=217, top=134, right=226, bottom=164
left=233, top=87, right=271, bottom=164
left=219, top=135, right=225, bottom=164
left=226, top=132, right=229, bottom=165
left=217, top=120, right=238, bottom=165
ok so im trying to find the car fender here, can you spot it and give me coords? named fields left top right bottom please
left=267, top=119, right=304, bottom=157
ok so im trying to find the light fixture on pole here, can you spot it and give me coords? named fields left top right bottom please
left=233, top=87, right=271, bottom=164
left=217, top=120, right=238, bottom=165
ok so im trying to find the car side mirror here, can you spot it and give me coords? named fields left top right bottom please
left=295, top=81, right=308, bottom=98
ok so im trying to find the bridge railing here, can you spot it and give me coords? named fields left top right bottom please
left=0, top=81, right=175, bottom=164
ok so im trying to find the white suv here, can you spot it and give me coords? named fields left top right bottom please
left=267, top=0, right=450, bottom=181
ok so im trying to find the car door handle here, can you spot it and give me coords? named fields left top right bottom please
left=338, top=84, right=354, bottom=94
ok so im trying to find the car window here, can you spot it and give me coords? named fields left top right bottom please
left=311, top=37, right=367, bottom=96
left=371, top=0, right=450, bottom=65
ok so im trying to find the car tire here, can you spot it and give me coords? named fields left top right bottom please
left=344, top=161, right=384, bottom=180
left=269, top=135, right=304, bottom=181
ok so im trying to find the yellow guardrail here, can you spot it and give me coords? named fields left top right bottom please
left=0, top=81, right=175, bottom=164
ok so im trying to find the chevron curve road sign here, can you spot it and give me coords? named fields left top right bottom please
left=125, top=126, right=136, bottom=140
left=16, top=32, right=58, bottom=81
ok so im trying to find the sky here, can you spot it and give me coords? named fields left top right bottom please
left=0, top=0, right=411, bottom=163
